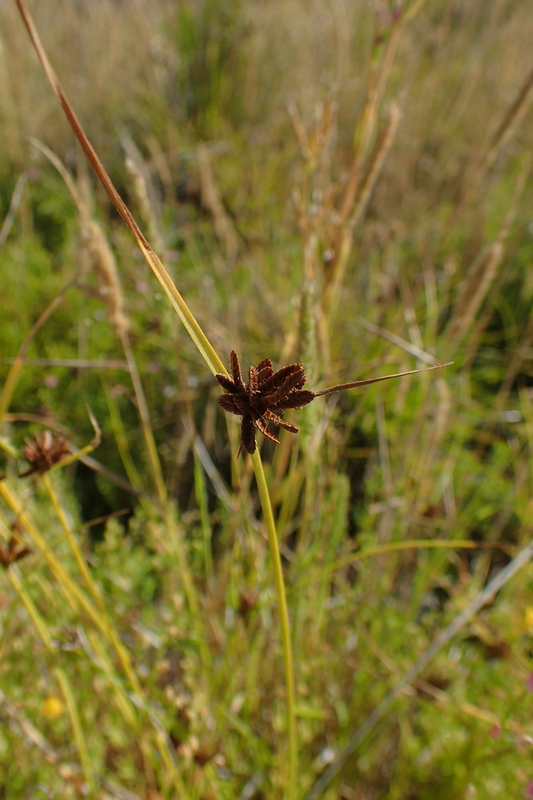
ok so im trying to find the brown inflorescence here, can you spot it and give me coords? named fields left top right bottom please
left=216, top=350, right=451, bottom=455
left=20, top=430, right=70, bottom=477
left=215, top=351, right=315, bottom=455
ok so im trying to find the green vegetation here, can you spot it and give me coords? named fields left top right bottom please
left=2, top=1, right=533, bottom=798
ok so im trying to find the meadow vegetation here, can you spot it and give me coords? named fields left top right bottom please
left=2, top=0, right=533, bottom=797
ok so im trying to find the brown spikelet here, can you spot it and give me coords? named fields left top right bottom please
left=216, top=351, right=315, bottom=454
left=260, top=364, right=306, bottom=400
left=20, top=430, right=70, bottom=476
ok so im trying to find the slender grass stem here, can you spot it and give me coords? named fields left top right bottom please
left=0, top=288, right=70, bottom=422
left=119, top=331, right=168, bottom=504
left=3, top=480, right=187, bottom=792
left=7, top=567, right=54, bottom=652
left=251, top=450, right=297, bottom=800
left=118, top=332, right=204, bottom=622
left=105, top=386, right=143, bottom=490
left=194, top=453, right=214, bottom=582
left=55, top=667, right=95, bottom=793
left=41, top=472, right=144, bottom=697
left=0, top=481, right=146, bottom=698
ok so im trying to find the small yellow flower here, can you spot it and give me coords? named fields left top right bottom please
left=40, top=696, right=65, bottom=720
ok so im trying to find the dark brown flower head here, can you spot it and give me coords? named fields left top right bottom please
left=215, top=351, right=315, bottom=455
left=21, top=430, right=70, bottom=476
left=216, top=350, right=452, bottom=455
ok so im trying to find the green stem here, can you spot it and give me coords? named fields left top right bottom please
left=7, top=567, right=54, bottom=652
left=119, top=331, right=168, bottom=504
left=118, top=334, right=208, bottom=626
left=251, top=450, right=297, bottom=800
left=54, top=667, right=95, bottom=793
left=41, top=473, right=144, bottom=697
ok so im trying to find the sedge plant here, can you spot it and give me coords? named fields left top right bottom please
left=9, top=2, right=453, bottom=796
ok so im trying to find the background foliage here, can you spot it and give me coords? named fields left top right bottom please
left=1, top=1, right=533, bottom=798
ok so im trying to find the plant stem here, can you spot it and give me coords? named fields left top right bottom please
left=118, top=333, right=205, bottom=623
left=41, top=472, right=144, bottom=697
left=7, top=567, right=54, bottom=652
left=119, top=331, right=168, bottom=504
left=252, top=450, right=297, bottom=800
left=55, top=667, right=95, bottom=793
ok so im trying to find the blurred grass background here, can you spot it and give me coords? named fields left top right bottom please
left=2, top=0, right=533, bottom=797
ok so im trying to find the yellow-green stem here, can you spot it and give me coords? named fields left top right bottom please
left=105, top=386, right=143, bottom=490
left=0, top=289, right=69, bottom=422
left=165, top=507, right=202, bottom=619
left=42, top=472, right=144, bottom=697
left=86, top=631, right=190, bottom=796
left=119, top=334, right=202, bottom=620
left=251, top=450, right=297, bottom=800
left=7, top=568, right=54, bottom=652
left=120, top=331, right=168, bottom=504
left=0, top=480, right=144, bottom=698
left=55, top=667, right=95, bottom=793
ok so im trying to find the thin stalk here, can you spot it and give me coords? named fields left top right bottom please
left=54, top=667, right=95, bottom=793
left=193, top=453, right=214, bottom=582
left=41, top=473, right=143, bottom=697
left=251, top=450, right=296, bottom=800
left=297, top=538, right=511, bottom=591
left=7, top=567, right=54, bottom=652
left=0, top=286, right=71, bottom=422
left=0, top=484, right=148, bottom=706
left=119, top=331, right=168, bottom=504
left=314, top=362, right=453, bottom=397
left=105, top=386, right=143, bottom=491
left=119, top=333, right=203, bottom=620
